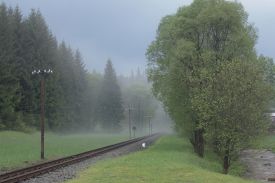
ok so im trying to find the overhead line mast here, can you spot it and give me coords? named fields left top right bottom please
left=32, top=69, right=53, bottom=159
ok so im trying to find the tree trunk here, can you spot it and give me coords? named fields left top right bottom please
left=212, top=137, right=219, bottom=153
left=193, top=129, right=204, bottom=157
left=223, top=150, right=230, bottom=174
left=189, top=137, right=196, bottom=152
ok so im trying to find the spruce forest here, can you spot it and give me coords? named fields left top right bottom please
left=0, top=4, right=157, bottom=133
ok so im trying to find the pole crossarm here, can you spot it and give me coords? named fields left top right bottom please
left=32, top=69, right=53, bottom=75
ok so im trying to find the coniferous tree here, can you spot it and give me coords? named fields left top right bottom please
left=0, top=4, right=94, bottom=131
left=96, top=60, right=124, bottom=132
left=0, top=4, right=21, bottom=130
left=0, top=4, right=158, bottom=133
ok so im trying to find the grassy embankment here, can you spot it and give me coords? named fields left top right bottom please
left=252, top=134, right=275, bottom=151
left=0, top=131, right=127, bottom=169
left=67, top=135, right=256, bottom=183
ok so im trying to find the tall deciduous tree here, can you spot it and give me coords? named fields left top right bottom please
left=147, top=0, right=275, bottom=172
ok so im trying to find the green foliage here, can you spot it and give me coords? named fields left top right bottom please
left=0, top=4, right=21, bottom=130
left=0, top=4, right=159, bottom=133
left=67, top=136, right=254, bottom=183
left=147, top=0, right=275, bottom=172
left=122, top=84, right=157, bottom=134
left=250, top=134, right=275, bottom=152
left=96, top=60, right=124, bottom=132
left=84, top=72, right=103, bottom=130
left=195, top=59, right=273, bottom=157
left=0, top=4, right=92, bottom=132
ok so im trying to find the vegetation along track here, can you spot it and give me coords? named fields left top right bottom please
left=0, top=134, right=159, bottom=183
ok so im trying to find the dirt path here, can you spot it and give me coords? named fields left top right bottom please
left=240, top=149, right=275, bottom=182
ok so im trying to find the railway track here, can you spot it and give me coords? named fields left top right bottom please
left=0, top=134, right=158, bottom=183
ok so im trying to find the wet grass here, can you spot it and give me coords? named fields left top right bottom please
left=67, top=135, right=255, bottom=183
left=251, top=134, right=275, bottom=152
left=0, top=131, right=128, bottom=170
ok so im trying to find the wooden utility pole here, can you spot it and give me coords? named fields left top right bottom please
left=126, top=105, right=135, bottom=139
left=138, top=101, right=140, bottom=135
left=40, top=77, right=45, bottom=159
left=144, top=116, right=152, bottom=135
left=32, top=69, right=53, bottom=159
left=148, top=117, right=151, bottom=135
left=128, top=107, right=132, bottom=139
left=132, top=126, right=136, bottom=138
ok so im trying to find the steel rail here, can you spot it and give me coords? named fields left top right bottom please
left=0, top=134, right=157, bottom=183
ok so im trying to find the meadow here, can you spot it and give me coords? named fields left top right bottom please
left=0, top=131, right=128, bottom=170
left=67, top=135, right=256, bottom=183
left=251, top=134, right=275, bottom=151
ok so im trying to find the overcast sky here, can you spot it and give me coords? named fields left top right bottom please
left=1, top=0, right=274, bottom=75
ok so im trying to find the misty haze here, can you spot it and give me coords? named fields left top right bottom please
left=0, top=0, right=275, bottom=183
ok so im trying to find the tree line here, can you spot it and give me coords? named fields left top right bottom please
left=147, top=0, right=275, bottom=173
left=0, top=3, right=157, bottom=133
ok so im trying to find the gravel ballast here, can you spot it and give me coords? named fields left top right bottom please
left=21, top=135, right=160, bottom=183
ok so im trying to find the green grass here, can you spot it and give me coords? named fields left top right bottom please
left=0, top=131, right=127, bottom=169
left=251, top=134, right=275, bottom=151
left=67, top=135, right=255, bottom=183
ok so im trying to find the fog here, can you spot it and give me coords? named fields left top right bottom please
left=1, top=0, right=274, bottom=75
left=1, top=0, right=274, bottom=135
left=0, top=0, right=179, bottom=135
